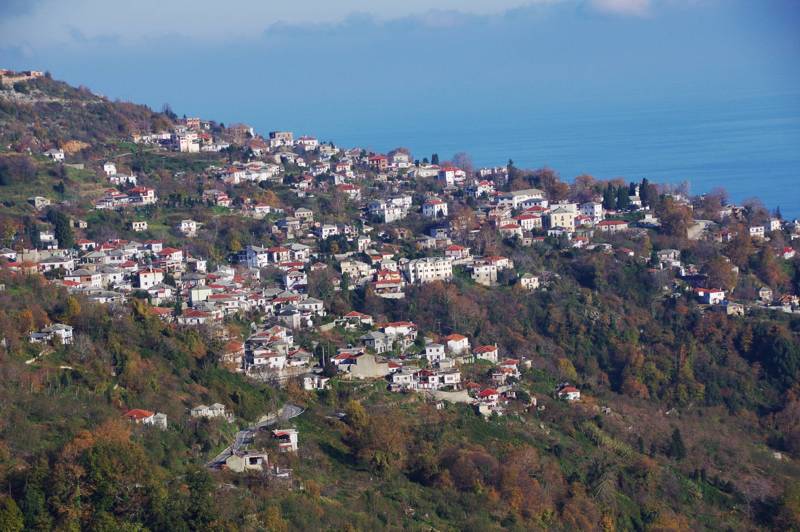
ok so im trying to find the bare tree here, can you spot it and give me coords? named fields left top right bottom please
left=451, top=152, right=474, bottom=177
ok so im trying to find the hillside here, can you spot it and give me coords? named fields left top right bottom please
left=0, top=74, right=798, bottom=531
left=0, top=74, right=173, bottom=153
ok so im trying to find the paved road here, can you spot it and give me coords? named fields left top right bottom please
left=208, top=403, right=304, bottom=468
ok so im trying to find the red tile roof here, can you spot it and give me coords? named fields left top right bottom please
left=124, top=409, right=154, bottom=420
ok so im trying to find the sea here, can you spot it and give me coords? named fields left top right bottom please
left=285, top=89, right=800, bottom=219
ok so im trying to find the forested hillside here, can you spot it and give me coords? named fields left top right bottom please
left=0, top=74, right=798, bottom=531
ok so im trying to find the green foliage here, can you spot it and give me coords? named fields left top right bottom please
left=0, top=75, right=797, bottom=531
left=45, top=208, right=75, bottom=249
left=668, top=428, right=687, bottom=461
left=0, top=495, right=24, bottom=532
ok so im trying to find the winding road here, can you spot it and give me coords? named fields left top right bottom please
left=207, top=403, right=304, bottom=468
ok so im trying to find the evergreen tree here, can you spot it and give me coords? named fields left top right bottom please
left=46, top=209, right=75, bottom=249
left=185, top=468, right=218, bottom=530
left=640, top=178, right=651, bottom=205
left=53, top=180, right=66, bottom=199
left=603, top=186, right=617, bottom=210
left=431, top=153, right=439, bottom=165
left=173, top=294, right=183, bottom=317
left=0, top=496, right=24, bottom=532
left=668, top=428, right=687, bottom=460
left=616, top=186, right=631, bottom=210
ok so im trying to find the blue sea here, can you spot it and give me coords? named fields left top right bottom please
left=288, top=90, right=800, bottom=219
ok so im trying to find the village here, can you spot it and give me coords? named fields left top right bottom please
left=3, top=72, right=800, bottom=478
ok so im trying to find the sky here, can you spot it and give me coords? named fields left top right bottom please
left=1, top=0, right=799, bottom=203
left=2, top=1, right=797, bottom=125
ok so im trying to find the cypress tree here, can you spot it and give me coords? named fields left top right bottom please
left=669, top=428, right=687, bottom=460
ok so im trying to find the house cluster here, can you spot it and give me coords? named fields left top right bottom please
left=222, top=427, right=299, bottom=474
left=7, top=111, right=800, bottom=444
left=241, top=324, right=314, bottom=379
left=95, top=186, right=158, bottom=210
left=6, top=237, right=206, bottom=306
left=134, top=118, right=229, bottom=153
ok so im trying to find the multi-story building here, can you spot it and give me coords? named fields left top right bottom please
left=269, top=131, right=294, bottom=148
left=405, top=257, right=453, bottom=284
left=548, top=207, right=577, bottom=232
left=423, top=199, right=448, bottom=218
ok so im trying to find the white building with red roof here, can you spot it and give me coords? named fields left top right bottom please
left=444, top=244, right=471, bottom=261
left=473, top=345, right=499, bottom=363
left=443, top=333, right=470, bottom=355
left=124, top=409, right=167, bottom=429
left=596, top=220, right=629, bottom=233
left=423, top=198, right=448, bottom=218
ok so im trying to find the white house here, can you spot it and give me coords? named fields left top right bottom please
left=519, top=273, right=540, bottom=290
left=272, top=428, right=299, bottom=452
left=473, top=345, right=498, bottom=363
left=557, top=386, right=581, bottom=402
left=137, top=268, right=164, bottom=290
left=437, top=167, right=466, bottom=186
left=284, top=269, right=308, bottom=291
left=303, top=374, right=331, bottom=390
left=497, top=188, right=545, bottom=209
left=44, top=148, right=65, bottom=161
left=422, top=199, right=448, bottom=218
left=695, top=288, right=726, bottom=305
left=444, top=334, right=470, bottom=355
left=444, top=244, right=471, bottom=262
left=749, top=226, right=766, bottom=239
left=424, top=343, right=446, bottom=363
left=580, top=201, right=604, bottom=223
left=596, top=220, right=629, bottom=233
left=179, top=219, right=199, bottom=237
left=124, top=409, right=168, bottom=429
left=318, top=224, right=340, bottom=239
left=190, top=403, right=228, bottom=419
left=29, top=323, right=74, bottom=345
left=295, top=135, right=319, bottom=151
left=471, top=263, right=497, bottom=286
left=64, top=269, right=102, bottom=288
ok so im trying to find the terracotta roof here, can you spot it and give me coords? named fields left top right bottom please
left=182, top=309, right=211, bottom=318
left=382, top=321, right=416, bottom=328
left=474, top=345, right=497, bottom=353
left=124, top=409, right=154, bottom=420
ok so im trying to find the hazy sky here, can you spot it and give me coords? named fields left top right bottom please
left=2, top=1, right=666, bottom=46
left=2, top=1, right=798, bottom=125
